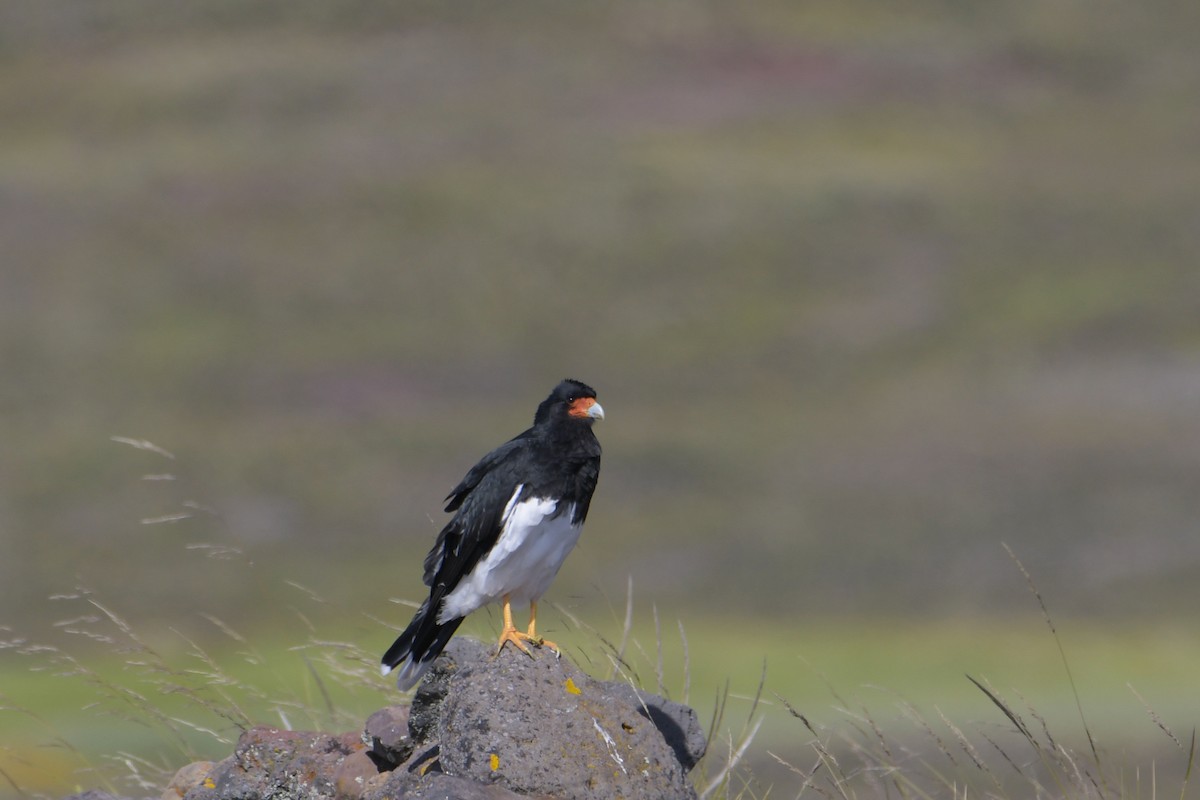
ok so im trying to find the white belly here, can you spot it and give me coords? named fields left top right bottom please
left=438, top=489, right=582, bottom=622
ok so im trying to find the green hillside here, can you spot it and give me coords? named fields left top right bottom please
left=6, top=0, right=1199, bottom=624
left=3, top=1, right=1199, bottom=794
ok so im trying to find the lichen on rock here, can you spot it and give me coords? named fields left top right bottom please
left=66, top=637, right=706, bottom=800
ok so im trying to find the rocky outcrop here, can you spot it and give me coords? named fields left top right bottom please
left=84, top=637, right=706, bottom=800
left=385, top=638, right=704, bottom=800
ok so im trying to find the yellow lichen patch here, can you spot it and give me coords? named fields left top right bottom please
left=564, top=677, right=581, bottom=695
left=490, top=753, right=500, bottom=771
left=203, top=778, right=216, bottom=789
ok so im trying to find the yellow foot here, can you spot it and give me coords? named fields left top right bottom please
left=524, top=600, right=559, bottom=654
left=495, top=626, right=535, bottom=657
left=530, top=634, right=560, bottom=653
left=494, top=628, right=560, bottom=657
left=495, top=596, right=560, bottom=657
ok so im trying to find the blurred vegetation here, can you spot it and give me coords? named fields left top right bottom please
left=3, top=0, right=1200, bottom=792
left=3, top=590, right=1199, bottom=796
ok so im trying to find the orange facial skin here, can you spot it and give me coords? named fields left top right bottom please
left=568, top=397, right=598, bottom=418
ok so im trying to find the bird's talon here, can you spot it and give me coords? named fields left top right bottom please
left=495, top=626, right=534, bottom=657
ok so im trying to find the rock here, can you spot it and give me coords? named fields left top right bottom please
left=162, top=762, right=215, bottom=799
left=363, top=770, right=546, bottom=800
left=408, top=641, right=463, bottom=744
left=333, top=750, right=379, bottom=800
left=182, top=726, right=367, bottom=800
left=409, top=638, right=699, bottom=800
left=68, top=636, right=706, bottom=800
left=605, top=684, right=708, bottom=770
left=363, top=705, right=412, bottom=768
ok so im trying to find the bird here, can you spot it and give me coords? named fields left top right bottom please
left=381, top=378, right=604, bottom=690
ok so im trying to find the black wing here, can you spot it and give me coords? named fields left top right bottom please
left=420, top=432, right=531, bottom=588
left=442, top=428, right=532, bottom=513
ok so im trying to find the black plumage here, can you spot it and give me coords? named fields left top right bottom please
left=381, top=379, right=603, bottom=690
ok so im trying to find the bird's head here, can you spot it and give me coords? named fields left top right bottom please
left=535, top=379, right=604, bottom=427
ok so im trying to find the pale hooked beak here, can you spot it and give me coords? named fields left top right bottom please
left=587, top=401, right=605, bottom=421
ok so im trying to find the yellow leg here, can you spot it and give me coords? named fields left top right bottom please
left=526, top=601, right=559, bottom=653
left=496, top=594, right=532, bottom=656
left=495, top=596, right=560, bottom=656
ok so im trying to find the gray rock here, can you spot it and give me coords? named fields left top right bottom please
left=182, top=725, right=367, bottom=800
left=69, top=636, right=705, bottom=800
left=605, top=683, right=708, bottom=770
left=412, top=638, right=699, bottom=800
left=364, top=705, right=412, bottom=768
left=408, top=638, right=470, bottom=745
left=363, top=770, right=546, bottom=800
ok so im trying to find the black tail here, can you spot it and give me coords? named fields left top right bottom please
left=381, top=598, right=465, bottom=691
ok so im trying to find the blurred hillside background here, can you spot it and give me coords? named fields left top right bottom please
left=3, top=0, right=1200, bottom=794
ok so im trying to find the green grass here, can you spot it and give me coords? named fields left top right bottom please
left=4, top=600, right=1198, bottom=798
